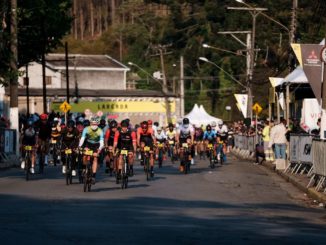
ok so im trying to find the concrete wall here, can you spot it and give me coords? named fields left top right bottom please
left=18, top=62, right=62, bottom=89
left=62, top=70, right=126, bottom=90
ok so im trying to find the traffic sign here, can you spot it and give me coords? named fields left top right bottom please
left=59, top=101, right=72, bottom=113
left=321, top=47, right=326, bottom=63
left=252, top=102, right=263, bottom=114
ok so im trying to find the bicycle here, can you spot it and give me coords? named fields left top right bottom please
left=82, top=148, right=95, bottom=192
left=180, top=143, right=191, bottom=174
left=120, top=149, right=129, bottom=189
left=38, top=142, right=46, bottom=174
left=143, top=146, right=152, bottom=181
left=50, top=138, right=61, bottom=166
left=207, top=143, right=215, bottom=169
left=23, top=145, right=33, bottom=181
left=156, top=142, right=164, bottom=168
left=168, top=140, right=177, bottom=164
left=63, top=148, right=73, bottom=185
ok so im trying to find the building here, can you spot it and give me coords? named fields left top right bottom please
left=3, top=54, right=180, bottom=125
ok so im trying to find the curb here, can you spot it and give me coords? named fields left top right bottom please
left=262, top=161, right=326, bottom=204
left=231, top=148, right=326, bottom=204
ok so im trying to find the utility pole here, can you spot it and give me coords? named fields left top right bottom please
left=180, top=56, right=184, bottom=118
left=65, top=42, right=70, bottom=103
left=25, top=64, right=30, bottom=116
left=321, top=31, right=326, bottom=139
left=9, top=0, right=19, bottom=155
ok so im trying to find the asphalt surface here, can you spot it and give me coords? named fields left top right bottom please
left=0, top=155, right=325, bottom=245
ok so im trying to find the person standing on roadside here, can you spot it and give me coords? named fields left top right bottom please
left=262, top=119, right=274, bottom=162
left=269, top=118, right=288, bottom=168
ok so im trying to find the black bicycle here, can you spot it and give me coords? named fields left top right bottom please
left=207, top=143, right=215, bottom=169
left=120, top=149, right=129, bottom=189
left=156, top=142, right=164, bottom=168
left=180, top=143, right=191, bottom=174
left=23, top=145, right=33, bottom=181
left=63, top=148, right=73, bottom=185
left=143, top=146, right=152, bottom=181
left=82, top=149, right=94, bottom=192
left=50, top=138, right=61, bottom=166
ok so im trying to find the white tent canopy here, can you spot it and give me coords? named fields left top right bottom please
left=282, top=66, right=308, bottom=84
left=184, top=104, right=222, bottom=126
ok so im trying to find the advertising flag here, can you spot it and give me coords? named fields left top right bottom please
left=234, top=94, right=248, bottom=118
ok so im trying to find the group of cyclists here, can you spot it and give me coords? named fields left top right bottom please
left=20, top=113, right=229, bottom=186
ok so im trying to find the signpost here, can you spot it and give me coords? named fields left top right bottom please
left=59, top=101, right=71, bottom=125
left=252, top=102, right=263, bottom=145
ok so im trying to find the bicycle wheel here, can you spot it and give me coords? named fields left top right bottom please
left=39, top=152, right=44, bottom=174
left=25, top=155, right=30, bottom=181
left=83, top=170, right=88, bottom=192
left=158, top=150, right=163, bottom=168
left=146, top=157, right=150, bottom=181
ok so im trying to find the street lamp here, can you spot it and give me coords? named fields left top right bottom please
left=128, top=62, right=164, bottom=90
left=202, top=43, right=246, bottom=57
left=198, top=57, right=247, bottom=89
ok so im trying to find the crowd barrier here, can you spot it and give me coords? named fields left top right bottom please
left=308, top=139, right=326, bottom=192
left=233, top=134, right=262, bottom=160
left=285, top=134, right=314, bottom=175
left=0, top=128, right=17, bottom=164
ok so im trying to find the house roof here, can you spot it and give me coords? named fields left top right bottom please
left=7, top=88, right=176, bottom=98
left=45, top=54, right=130, bottom=71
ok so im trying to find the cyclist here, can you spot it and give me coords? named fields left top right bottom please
left=194, top=124, right=204, bottom=157
left=154, top=126, right=167, bottom=163
left=137, top=121, right=156, bottom=177
left=166, top=123, right=177, bottom=158
left=78, top=116, right=104, bottom=184
left=21, top=119, right=38, bottom=174
left=99, top=119, right=106, bottom=130
left=36, top=113, right=51, bottom=167
left=216, top=121, right=228, bottom=162
left=61, top=120, right=79, bottom=176
left=176, top=118, right=195, bottom=170
left=50, top=117, right=62, bottom=166
left=104, top=120, right=118, bottom=175
left=113, top=120, right=137, bottom=177
left=203, top=124, right=217, bottom=159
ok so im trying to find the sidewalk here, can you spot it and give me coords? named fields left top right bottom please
left=231, top=148, right=326, bottom=205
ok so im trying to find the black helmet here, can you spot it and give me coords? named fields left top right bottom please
left=183, top=118, right=189, bottom=125
left=109, top=120, right=118, bottom=128
left=168, top=122, right=174, bottom=128
left=154, top=122, right=159, bottom=127
left=100, top=119, right=106, bottom=125
left=121, top=120, right=129, bottom=128
left=206, top=125, right=212, bottom=131
left=83, top=119, right=90, bottom=127
left=67, top=120, right=75, bottom=128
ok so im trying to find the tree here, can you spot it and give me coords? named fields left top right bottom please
left=0, top=0, right=72, bottom=86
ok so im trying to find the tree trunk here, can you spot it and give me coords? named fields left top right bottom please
left=73, top=0, right=78, bottom=39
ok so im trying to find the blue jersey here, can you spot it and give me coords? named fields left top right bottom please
left=81, top=126, right=104, bottom=145
left=203, top=130, right=217, bottom=142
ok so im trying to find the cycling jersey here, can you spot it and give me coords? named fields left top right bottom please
left=61, top=127, right=79, bottom=149
left=216, top=125, right=228, bottom=141
left=79, top=126, right=104, bottom=150
left=137, top=127, right=154, bottom=147
left=22, top=127, right=37, bottom=146
left=194, top=127, right=204, bottom=141
left=37, top=121, right=51, bottom=140
left=114, top=130, right=136, bottom=151
left=178, top=124, right=194, bottom=140
left=166, top=129, right=177, bottom=140
left=105, top=129, right=117, bottom=146
left=155, top=131, right=166, bottom=143
left=203, top=130, right=217, bottom=143
left=51, top=123, right=61, bottom=138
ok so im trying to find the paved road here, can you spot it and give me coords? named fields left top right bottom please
left=0, top=155, right=325, bottom=244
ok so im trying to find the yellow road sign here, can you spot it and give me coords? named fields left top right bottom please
left=59, top=101, right=72, bottom=113
left=252, top=102, right=263, bottom=114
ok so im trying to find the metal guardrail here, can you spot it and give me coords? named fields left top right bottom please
left=308, top=139, right=326, bottom=192
left=0, top=128, right=17, bottom=163
left=234, top=134, right=259, bottom=153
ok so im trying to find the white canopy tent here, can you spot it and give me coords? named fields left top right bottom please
left=184, top=104, right=222, bottom=126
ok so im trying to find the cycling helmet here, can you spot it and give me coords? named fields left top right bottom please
left=157, top=126, right=162, bottom=132
left=147, top=120, right=153, bottom=126
left=218, top=121, right=223, bottom=126
left=141, top=121, right=148, bottom=129
left=121, top=120, right=129, bottom=128
left=67, top=120, right=75, bottom=128
left=154, top=122, right=159, bottom=127
left=183, top=118, right=189, bottom=125
left=83, top=119, right=90, bottom=127
left=211, top=121, right=217, bottom=127
left=90, top=116, right=100, bottom=125
left=168, top=122, right=174, bottom=128
left=40, top=113, right=48, bottom=120
left=109, top=120, right=118, bottom=128
left=100, top=119, right=106, bottom=125
left=206, top=125, right=212, bottom=131
left=27, top=119, right=34, bottom=127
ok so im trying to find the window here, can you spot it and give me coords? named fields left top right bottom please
left=45, top=76, right=52, bottom=85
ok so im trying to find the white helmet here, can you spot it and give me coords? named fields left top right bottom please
left=218, top=121, right=223, bottom=126
left=211, top=121, right=217, bottom=127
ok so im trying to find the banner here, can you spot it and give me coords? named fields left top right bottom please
left=299, top=135, right=313, bottom=163
left=279, top=92, right=285, bottom=110
left=289, top=135, right=300, bottom=163
left=269, top=77, right=284, bottom=88
left=300, top=99, right=321, bottom=132
left=234, top=94, right=248, bottom=118
left=291, top=44, right=323, bottom=102
left=51, top=101, right=176, bottom=113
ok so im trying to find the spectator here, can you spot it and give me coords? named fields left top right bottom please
left=262, top=119, right=274, bottom=162
left=310, top=118, right=321, bottom=137
left=269, top=118, right=288, bottom=169
left=254, top=143, right=265, bottom=165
